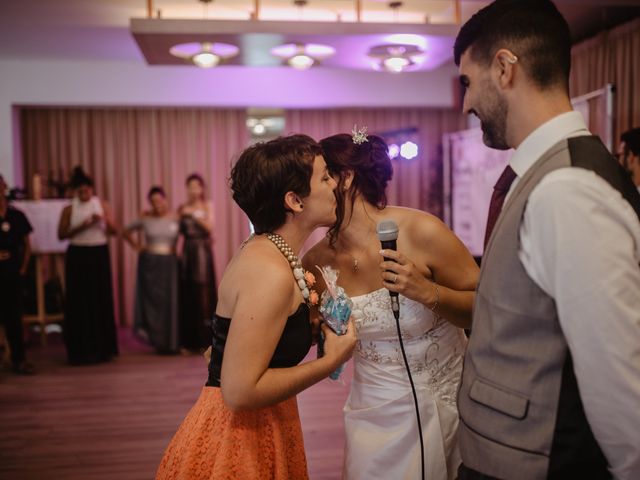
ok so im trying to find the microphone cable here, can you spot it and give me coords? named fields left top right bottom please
left=392, top=305, right=426, bottom=480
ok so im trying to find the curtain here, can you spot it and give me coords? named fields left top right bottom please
left=570, top=17, right=640, bottom=145
left=20, top=107, right=250, bottom=326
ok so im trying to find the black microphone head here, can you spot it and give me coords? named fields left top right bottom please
left=377, top=220, right=399, bottom=242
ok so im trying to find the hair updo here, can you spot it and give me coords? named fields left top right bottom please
left=69, top=166, right=94, bottom=189
left=320, top=133, right=393, bottom=245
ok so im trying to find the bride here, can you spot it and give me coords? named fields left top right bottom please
left=303, top=131, right=479, bottom=479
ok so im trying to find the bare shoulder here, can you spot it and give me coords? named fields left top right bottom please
left=386, top=206, right=445, bottom=244
left=227, top=239, right=294, bottom=293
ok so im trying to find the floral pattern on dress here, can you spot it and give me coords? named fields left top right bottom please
left=351, top=288, right=466, bottom=407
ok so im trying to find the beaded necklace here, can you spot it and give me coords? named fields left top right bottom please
left=266, top=232, right=318, bottom=306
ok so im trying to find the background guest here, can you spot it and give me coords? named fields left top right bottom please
left=178, top=173, right=216, bottom=352
left=124, top=186, right=180, bottom=354
left=617, top=127, right=640, bottom=191
left=0, top=174, right=34, bottom=375
left=57, top=166, right=119, bottom=365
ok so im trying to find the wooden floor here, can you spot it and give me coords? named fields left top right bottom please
left=0, top=329, right=352, bottom=480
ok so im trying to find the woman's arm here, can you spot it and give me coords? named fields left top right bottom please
left=220, top=260, right=356, bottom=411
left=123, top=218, right=143, bottom=251
left=101, top=200, right=118, bottom=236
left=380, top=216, right=479, bottom=329
left=19, top=235, right=32, bottom=276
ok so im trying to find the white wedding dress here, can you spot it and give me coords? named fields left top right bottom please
left=343, top=288, right=467, bottom=480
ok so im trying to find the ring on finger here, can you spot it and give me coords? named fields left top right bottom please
left=393, top=273, right=398, bottom=283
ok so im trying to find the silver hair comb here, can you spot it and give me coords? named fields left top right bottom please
left=351, top=124, right=369, bottom=145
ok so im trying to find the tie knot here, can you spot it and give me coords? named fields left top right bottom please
left=494, top=165, right=517, bottom=192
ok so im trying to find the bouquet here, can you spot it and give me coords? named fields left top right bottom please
left=316, top=265, right=352, bottom=380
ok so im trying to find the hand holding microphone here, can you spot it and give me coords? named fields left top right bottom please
left=377, top=220, right=436, bottom=311
left=377, top=220, right=401, bottom=319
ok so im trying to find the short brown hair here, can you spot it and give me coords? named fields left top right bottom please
left=230, top=134, right=322, bottom=234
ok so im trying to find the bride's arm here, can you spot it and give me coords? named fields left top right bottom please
left=379, top=215, right=478, bottom=329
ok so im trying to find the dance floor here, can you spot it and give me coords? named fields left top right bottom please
left=0, top=329, right=352, bottom=480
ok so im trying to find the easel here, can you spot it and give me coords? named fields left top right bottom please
left=14, top=175, right=70, bottom=346
left=22, top=254, right=65, bottom=346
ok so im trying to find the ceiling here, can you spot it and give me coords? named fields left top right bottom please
left=1, top=0, right=639, bottom=71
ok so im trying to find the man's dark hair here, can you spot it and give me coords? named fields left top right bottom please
left=230, top=134, right=322, bottom=234
left=621, top=128, right=640, bottom=156
left=454, top=0, right=571, bottom=91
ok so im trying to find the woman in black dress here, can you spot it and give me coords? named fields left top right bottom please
left=178, top=173, right=216, bottom=351
left=57, top=167, right=119, bottom=365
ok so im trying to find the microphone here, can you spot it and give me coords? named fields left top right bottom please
left=377, top=220, right=400, bottom=320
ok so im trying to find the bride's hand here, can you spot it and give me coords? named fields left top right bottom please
left=379, top=249, right=437, bottom=307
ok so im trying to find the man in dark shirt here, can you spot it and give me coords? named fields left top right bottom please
left=0, top=174, right=34, bottom=374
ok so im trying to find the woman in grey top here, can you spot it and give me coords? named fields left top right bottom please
left=125, top=186, right=180, bottom=353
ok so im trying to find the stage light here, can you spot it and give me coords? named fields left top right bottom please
left=400, top=141, right=419, bottom=160
left=388, top=144, right=400, bottom=159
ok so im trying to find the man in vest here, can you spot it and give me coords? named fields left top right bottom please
left=453, top=1, right=640, bottom=479
left=618, top=127, right=640, bottom=193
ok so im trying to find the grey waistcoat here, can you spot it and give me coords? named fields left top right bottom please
left=457, top=135, right=640, bottom=480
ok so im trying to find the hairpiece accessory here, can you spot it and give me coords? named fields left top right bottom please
left=351, top=124, right=369, bottom=145
left=266, top=233, right=318, bottom=306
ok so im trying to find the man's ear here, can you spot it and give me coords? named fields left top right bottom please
left=493, top=48, right=518, bottom=89
left=284, top=191, right=304, bottom=214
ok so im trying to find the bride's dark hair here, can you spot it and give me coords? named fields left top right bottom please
left=320, top=133, right=393, bottom=246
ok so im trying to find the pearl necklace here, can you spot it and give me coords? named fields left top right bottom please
left=266, top=233, right=318, bottom=305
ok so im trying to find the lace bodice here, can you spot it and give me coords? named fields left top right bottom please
left=351, top=288, right=467, bottom=406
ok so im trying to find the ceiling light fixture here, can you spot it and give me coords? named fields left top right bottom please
left=169, top=41, right=239, bottom=68
left=270, top=43, right=336, bottom=70
left=367, top=44, right=426, bottom=73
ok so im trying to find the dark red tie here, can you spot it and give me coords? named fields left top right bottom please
left=484, top=165, right=517, bottom=249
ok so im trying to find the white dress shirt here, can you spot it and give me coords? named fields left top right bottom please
left=505, top=111, right=640, bottom=480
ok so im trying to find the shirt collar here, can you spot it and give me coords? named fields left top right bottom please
left=510, top=111, right=590, bottom=179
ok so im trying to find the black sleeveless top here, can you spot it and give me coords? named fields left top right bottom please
left=206, top=303, right=313, bottom=387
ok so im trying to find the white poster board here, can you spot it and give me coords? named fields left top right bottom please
left=12, top=199, right=70, bottom=253
left=443, top=129, right=512, bottom=256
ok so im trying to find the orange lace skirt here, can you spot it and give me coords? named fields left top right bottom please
left=156, top=386, right=309, bottom=480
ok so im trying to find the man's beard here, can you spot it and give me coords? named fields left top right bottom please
left=480, top=87, right=510, bottom=151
